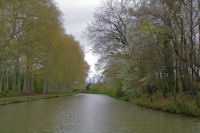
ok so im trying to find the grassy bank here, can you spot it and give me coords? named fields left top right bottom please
left=81, top=89, right=200, bottom=117
left=0, top=91, right=24, bottom=98
left=131, top=94, right=200, bottom=117
left=0, top=91, right=79, bottom=105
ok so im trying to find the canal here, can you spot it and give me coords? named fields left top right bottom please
left=0, top=93, right=199, bottom=133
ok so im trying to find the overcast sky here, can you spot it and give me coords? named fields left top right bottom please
left=54, top=0, right=101, bottom=78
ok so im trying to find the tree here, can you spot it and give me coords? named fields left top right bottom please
left=0, top=0, right=88, bottom=94
left=87, top=0, right=200, bottom=99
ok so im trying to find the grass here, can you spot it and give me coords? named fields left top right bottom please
left=81, top=89, right=200, bottom=117
left=131, top=94, right=200, bottom=117
left=0, top=91, right=79, bottom=105
left=0, top=91, right=24, bottom=98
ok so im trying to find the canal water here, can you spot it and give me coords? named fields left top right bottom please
left=0, top=93, right=199, bottom=133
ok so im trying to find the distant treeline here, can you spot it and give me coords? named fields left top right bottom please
left=0, top=0, right=89, bottom=93
left=87, top=0, right=200, bottom=99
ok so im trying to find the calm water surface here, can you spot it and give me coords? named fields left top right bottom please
left=0, top=93, right=200, bottom=133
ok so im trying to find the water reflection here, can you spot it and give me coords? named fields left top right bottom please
left=0, top=94, right=199, bottom=133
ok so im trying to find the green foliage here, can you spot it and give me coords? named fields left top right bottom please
left=130, top=95, right=200, bottom=117
left=0, top=0, right=89, bottom=94
left=87, top=0, right=200, bottom=105
left=131, top=98, right=146, bottom=106
left=176, top=100, right=192, bottom=115
left=0, top=91, right=23, bottom=98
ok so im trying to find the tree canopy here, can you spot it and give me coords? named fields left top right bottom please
left=0, top=0, right=89, bottom=93
left=87, top=0, right=200, bottom=99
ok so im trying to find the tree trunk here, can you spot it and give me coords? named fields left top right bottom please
left=12, top=67, right=16, bottom=91
left=189, top=0, right=195, bottom=95
left=43, top=77, right=48, bottom=94
left=23, top=71, right=27, bottom=93
left=4, top=67, right=9, bottom=91
left=17, top=70, right=21, bottom=92
left=31, top=75, right=34, bottom=92
left=0, top=68, right=3, bottom=92
left=175, top=57, right=179, bottom=93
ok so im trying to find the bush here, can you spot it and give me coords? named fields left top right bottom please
left=176, top=100, right=191, bottom=115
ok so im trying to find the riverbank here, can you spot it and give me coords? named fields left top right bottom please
left=131, top=95, right=200, bottom=117
left=81, top=90, right=200, bottom=117
left=2, top=90, right=200, bottom=117
left=0, top=91, right=79, bottom=105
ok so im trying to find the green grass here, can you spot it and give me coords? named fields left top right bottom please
left=131, top=95, right=200, bottom=117
left=0, top=91, right=24, bottom=98
left=0, top=91, right=79, bottom=105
